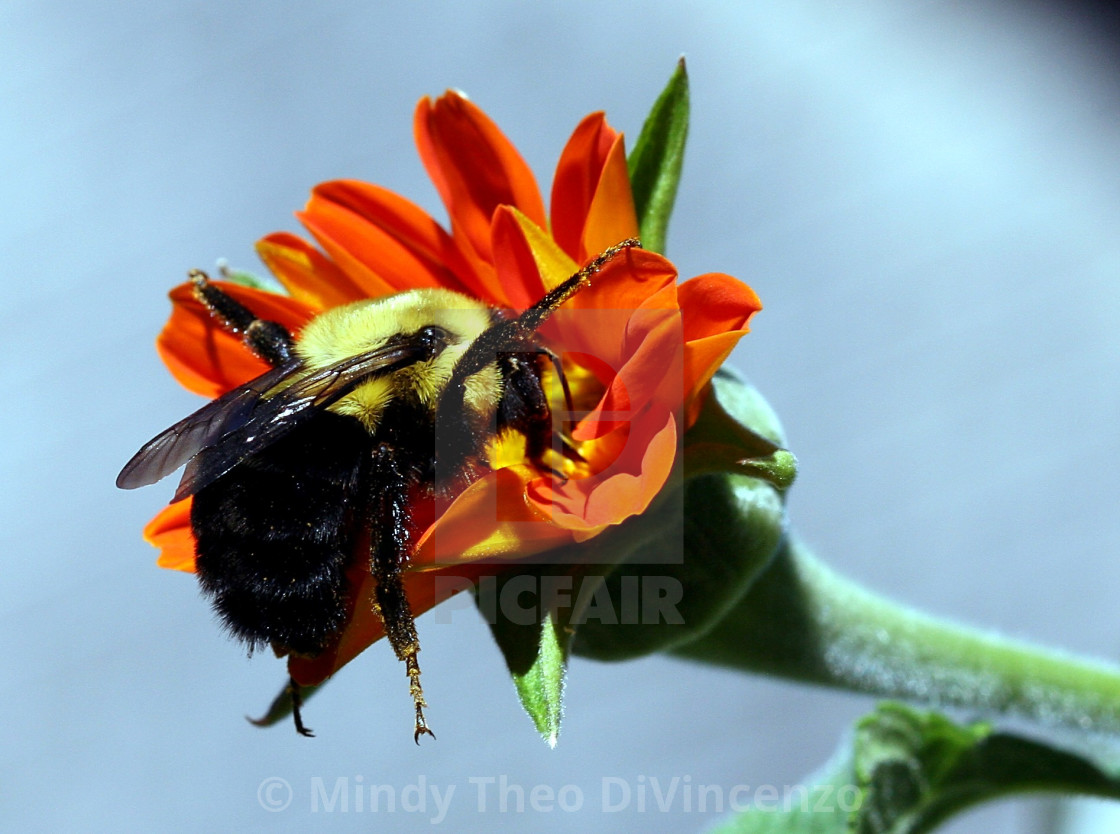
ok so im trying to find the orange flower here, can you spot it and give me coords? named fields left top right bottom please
left=141, top=91, right=761, bottom=685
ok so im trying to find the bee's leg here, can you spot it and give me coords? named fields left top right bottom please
left=443, top=237, right=640, bottom=465
left=534, top=346, right=586, bottom=464
left=366, top=443, right=435, bottom=743
left=189, top=269, right=294, bottom=367
left=498, top=350, right=582, bottom=478
left=288, top=676, right=315, bottom=738
left=537, top=346, right=575, bottom=417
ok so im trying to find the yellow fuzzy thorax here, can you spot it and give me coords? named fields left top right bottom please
left=294, top=288, right=504, bottom=431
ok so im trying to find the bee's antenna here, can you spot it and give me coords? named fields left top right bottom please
left=513, top=237, right=641, bottom=336
left=444, top=238, right=641, bottom=387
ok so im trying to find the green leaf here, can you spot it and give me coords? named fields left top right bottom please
left=476, top=569, right=574, bottom=746
left=512, top=612, right=567, bottom=748
left=628, top=57, right=690, bottom=254
left=709, top=702, right=1120, bottom=834
left=217, top=261, right=285, bottom=293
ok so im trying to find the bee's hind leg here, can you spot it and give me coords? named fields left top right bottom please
left=189, top=269, right=294, bottom=367
left=366, top=443, right=436, bottom=744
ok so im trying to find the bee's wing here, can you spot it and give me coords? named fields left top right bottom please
left=169, top=341, right=433, bottom=501
left=116, top=360, right=302, bottom=491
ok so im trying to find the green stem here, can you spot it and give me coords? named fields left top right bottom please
left=673, top=535, right=1120, bottom=734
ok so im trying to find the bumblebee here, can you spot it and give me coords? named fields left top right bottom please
left=118, top=239, right=639, bottom=740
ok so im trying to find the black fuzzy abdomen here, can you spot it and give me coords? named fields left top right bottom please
left=191, top=412, right=371, bottom=656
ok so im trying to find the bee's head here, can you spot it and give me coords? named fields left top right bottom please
left=295, top=288, right=503, bottom=430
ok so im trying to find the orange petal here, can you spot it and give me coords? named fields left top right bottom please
left=683, top=331, right=747, bottom=424
left=507, top=207, right=579, bottom=292
left=300, top=182, right=475, bottom=297
left=571, top=304, right=684, bottom=441
left=549, top=112, right=618, bottom=259
left=676, top=273, right=761, bottom=426
left=157, top=282, right=314, bottom=398
left=529, top=407, right=679, bottom=535
left=537, top=249, right=678, bottom=438
left=490, top=207, right=551, bottom=309
left=296, top=207, right=400, bottom=299
left=677, top=272, right=762, bottom=343
left=564, top=246, right=677, bottom=314
left=412, top=467, right=574, bottom=567
left=256, top=232, right=366, bottom=309
left=310, top=181, right=484, bottom=296
left=312, top=180, right=462, bottom=266
left=414, top=92, right=546, bottom=261
left=579, top=133, right=639, bottom=263
left=143, top=500, right=197, bottom=573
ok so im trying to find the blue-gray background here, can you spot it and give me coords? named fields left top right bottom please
left=4, top=2, right=1120, bottom=832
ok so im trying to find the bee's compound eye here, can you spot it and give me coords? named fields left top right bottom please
left=417, top=325, right=453, bottom=355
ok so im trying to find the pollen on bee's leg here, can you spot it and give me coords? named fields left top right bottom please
left=372, top=572, right=436, bottom=743
left=188, top=268, right=294, bottom=366
left=366, top=442, right=436, bottom=741
left=404, top=648, right=436, bottom=743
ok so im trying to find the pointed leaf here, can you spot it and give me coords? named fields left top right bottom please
left=476, top=570, right=573, bottom=745
left=627, top=58, right=690, bottom=254
left=513, top=611, right=567, bottom=747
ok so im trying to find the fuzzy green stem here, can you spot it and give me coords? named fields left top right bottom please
left=673, top=536, right=1120, bottom=734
